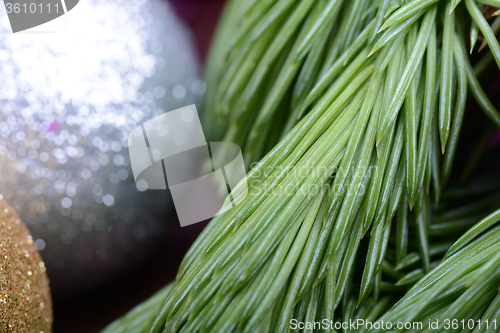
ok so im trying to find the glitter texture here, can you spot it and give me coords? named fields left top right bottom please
left=0, top=0, right=202, bottom=295
left=0, top=200, right=52, bottom=332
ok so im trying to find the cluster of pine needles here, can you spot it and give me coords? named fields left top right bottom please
left=103, top=0, right=500, bottom=332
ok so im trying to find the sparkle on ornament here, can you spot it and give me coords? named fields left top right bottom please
left=0, top=200, right=52, bottom=331
left=0, top=0, right=202, bottom=292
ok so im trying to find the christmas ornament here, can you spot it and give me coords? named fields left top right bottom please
left=0, top=0, right=203, bottom=295
left=0, top=199, right=52, bottom=332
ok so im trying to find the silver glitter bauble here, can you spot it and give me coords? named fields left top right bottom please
left=0, top=0, right=204, bottom=295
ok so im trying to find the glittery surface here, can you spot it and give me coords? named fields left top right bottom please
left=0, top=0, right=202, bottom=294
left=0, top=199, right=52, bottom=333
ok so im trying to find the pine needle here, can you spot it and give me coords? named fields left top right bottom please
left=102, top=0, right=500, bottom=332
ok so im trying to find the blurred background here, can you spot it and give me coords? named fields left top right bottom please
left=0, top=0, right=223, bottom=331
left=52, top=1, right=225, bottom=332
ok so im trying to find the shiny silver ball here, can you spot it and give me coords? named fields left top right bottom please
left=0, top=0, right=203, bottom=295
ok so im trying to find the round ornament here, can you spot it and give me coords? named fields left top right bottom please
left=0, top=199, right=52, bottom=332
left=0, top=0, right=203, bottom=295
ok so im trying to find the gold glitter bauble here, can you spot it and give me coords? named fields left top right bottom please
left=0, top=200, right=52, bottom=332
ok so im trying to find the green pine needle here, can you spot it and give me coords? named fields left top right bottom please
left=102, top=0, right=500, bottom=332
